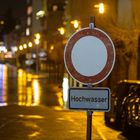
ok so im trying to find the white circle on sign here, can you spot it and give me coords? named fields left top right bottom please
left=71, top=36, right=107, bottom=76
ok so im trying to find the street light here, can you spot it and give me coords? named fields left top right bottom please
left=28, top=42, right=33, bottom=48
left=99, top=3, right=105, bottom=14
left=34, top=33, right=41, bottom=40
left=71, top=20, right=81, bottom=29
left=34, top=38, right=40, bottom=45
left=23, top=44, right=27, bottom=49
left=94, top=3, right=105, bottom=14
left=58, top=27, right=65, bottom=35
left=19, top=45, right=23, bottom=51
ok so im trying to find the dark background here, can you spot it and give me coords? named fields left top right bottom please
left=0, top=0, right=26, bottom=17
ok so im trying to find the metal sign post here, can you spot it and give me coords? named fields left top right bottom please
left=86, top=18, right=94, bottom=140
left=64, top=16, right=115, bottom=140
left=86, top=110, right=93, bottom=140
left=86, top=84, right=93, bottom=140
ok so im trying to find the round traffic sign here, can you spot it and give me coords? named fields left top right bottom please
left=64, top=27, right=115, bottom=85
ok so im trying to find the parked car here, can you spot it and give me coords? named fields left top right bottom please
left=121, top=85, right=140, bottom=133
left=104, top=80, right=140, bottom=129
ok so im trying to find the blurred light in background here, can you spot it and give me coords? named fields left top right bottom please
left=4, top=51, right=13, bottom=58
left=71, top=20, right=81, bottom=29
left=17, top=69, right=41, bottom=106
left=50, top=45, right=54, bottom=50
left=34, top=39, right=40, bottom=45
left=26, top=28, right=30, bottom=36
left=99, top=3, right=105, bottom=14
left=0, top=46, right=7, bottom=53
left=62, top=73, right=69, bottom=106
left=36, top=10, right=46, bottom=19
left=94, top=3, right=105, bottom=14
left=58, top=27, right=65, bottom=35
left=34, top=33, right=41, bottom=40
left=0, top=20, right=4, bottom=25
left=19, top=45, right=23, bottom=51
left=32, top=79, right=41, bottom=106
left=0, top=64, right=8, bottom=106
left=23, top=44, right=27, bottom=49
left=11, top=46, right=18, bottom=53
left=28, top=42, right=33, bottom=47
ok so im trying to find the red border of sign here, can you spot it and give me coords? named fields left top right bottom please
left=64, top=27, right=115, bottom=84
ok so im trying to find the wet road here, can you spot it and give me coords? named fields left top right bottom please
left=0, top=64, right=139, bottom=140
left=0, top=64, right=63, bottom=107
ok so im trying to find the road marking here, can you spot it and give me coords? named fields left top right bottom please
left=18, top=114, right=45, bottom=119
left=96, top=128, right=107, bottom=140
left=28, top=131, right=40, bottom=138
left=0, top=119, right=15, bottom=129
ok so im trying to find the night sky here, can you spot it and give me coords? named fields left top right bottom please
left=0, top=0, right=26, bottom=18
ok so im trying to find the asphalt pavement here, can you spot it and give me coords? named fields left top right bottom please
left=0, top=105, right=104, bottom=140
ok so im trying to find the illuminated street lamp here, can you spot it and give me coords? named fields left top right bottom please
left=94, top=3, right=105, bottom=14
left=71, top=20, right=81, bottom=29
left=23, top=44, right=27, bottom=49
left=28, top=42, right=33, bottom=48
left=19, top=45, right=23, bottom=51
left=58, top=27, right=65, bottom=35
left=34, top=33, right=41, bottom=40
left=99, top=3, right=105, bottom=14
left=34, top=38, right=40, bottom=45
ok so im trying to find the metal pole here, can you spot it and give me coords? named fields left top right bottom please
left=86, top=84, right=93, bottom=140
left=86, top=83, right=93, bottom=140
left=89, top=16, right=95, bottom=29
left=86, top=110, right=93, bottom=140
left=85, top=10, right=95, bottom=135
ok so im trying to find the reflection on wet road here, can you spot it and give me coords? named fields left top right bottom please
left=17, top=69, right=41, bottom=106
left=0, top=64, right=63, bottom=107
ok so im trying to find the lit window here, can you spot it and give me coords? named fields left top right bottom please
left=27, top=6, right=32, bottom=15
left=26, top=28, right=30, bottom=36
left=36, top=10, right=45, bottom=19
left=0, top=20, right=4, bottom=25
left=53, top=5, right=58, bottom=12
left=27, top=17, right=31, bottom=26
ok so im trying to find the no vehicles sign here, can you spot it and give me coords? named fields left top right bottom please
left=64, top=27, right=115, bottom=85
